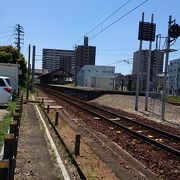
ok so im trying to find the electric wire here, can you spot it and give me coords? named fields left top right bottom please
left=90, top=0, right=149, bottom=40
left=3, top=33, right=15, bottom=45
left=106, top=58, right=133, bottom=66
left=0, top=34, right=14, bottom=38
left=70, top=0, right=134, bottom=47
left=0, top=25, right=14, bottom=32
left=97, top=48, right=137, bottom=51
left=86, top=0, right=133, bottom=36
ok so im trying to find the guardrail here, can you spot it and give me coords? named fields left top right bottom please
left=0, top=95, right=23, bottom=180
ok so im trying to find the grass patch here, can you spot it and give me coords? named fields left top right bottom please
left=167, top=96, right=180, bottom=104
left=0, top=101, right=16, bottom=147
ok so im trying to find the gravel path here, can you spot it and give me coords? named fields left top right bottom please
left=91, top=95, right=180, bottom=126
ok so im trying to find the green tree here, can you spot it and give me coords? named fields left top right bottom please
left=0, top=46, right=27, bottom=86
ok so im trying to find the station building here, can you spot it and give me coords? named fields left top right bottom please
left=76, top=65, right=115, bottom=90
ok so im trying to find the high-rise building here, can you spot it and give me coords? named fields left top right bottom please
left=75, top=36, right=96, bottom=71
left=132, top=49, right=164, bottom=90
left=42, top=49, right=75, bottom=74
left=168, top=58, right=180, bottom=95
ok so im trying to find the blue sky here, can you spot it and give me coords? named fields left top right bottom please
left=0, top=0, right=180, bottom=75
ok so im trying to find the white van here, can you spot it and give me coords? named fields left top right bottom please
left=0, top=76, right=12, bottom=105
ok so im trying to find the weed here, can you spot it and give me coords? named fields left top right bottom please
left=0, top=101, right=16, bottom=147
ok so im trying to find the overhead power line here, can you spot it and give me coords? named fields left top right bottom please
left=0, top=34, right=14, bottom=39
left=90, top=0, right=149, bottom=40
left=0, top=25, right=14, bottom=32
left=3, top=34, right=15, bottom=45
left=106, top=58, right=133, bottom=66
left=71, top=0, right=134, bottom=47
left=86, top=0, right=133, bottom=36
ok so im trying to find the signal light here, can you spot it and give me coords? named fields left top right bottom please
left=169, top=24, right=180, bottom=38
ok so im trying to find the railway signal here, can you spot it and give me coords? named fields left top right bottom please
left=169, top=24, right=180, bottom=39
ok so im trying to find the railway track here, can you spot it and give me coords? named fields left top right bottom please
left=39, top=86, right=180, bottom=158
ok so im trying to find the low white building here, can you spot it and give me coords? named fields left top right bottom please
left=168, top=58, right=180, bottom=95
left=76, top=65, right=115, bottom=90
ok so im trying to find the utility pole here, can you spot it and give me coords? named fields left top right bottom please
left=161, top=16, right=172, bottom=120
left=31, top=46, right=36, bottom=92
left=26, top=45, right=31, bottom=100
left=14, top=24, right=24, bottom=52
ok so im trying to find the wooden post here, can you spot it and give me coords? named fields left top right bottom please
left=16, top=102, right=22, bottom=112
left=13, top=113, right=20, bottom=127
left=16, top=105, right=21, bottom=113
left=74, top=134, right=81, bottom=156
left=3, top=134, right=15, bottom=159
left=10, top=121, right=19, bottom=138
left=9, top=121, right=18, bottom=157
left=47, top=105, right=50, bottom=114
left=55, top=112, right=59, bottom=126
left=8, top=158, right=16, bottom=180
left=0, top=160, right=9, bottom=180
left=15, top=108, right=20, bottom=114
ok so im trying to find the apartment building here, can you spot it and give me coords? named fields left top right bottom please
left=132, top=49, right=164, bottom=90
left=75, top=36, right=96, bottom=71
left=42, top=49, right=75, bottom=74
left=168, top=58, right=180, bottom=95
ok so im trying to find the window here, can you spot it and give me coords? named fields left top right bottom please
left=5, top=79, right=11, bottom=86
left=0, top=78, right=5, bottom=86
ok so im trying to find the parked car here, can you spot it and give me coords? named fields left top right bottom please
left=0, top=76, right=12, bottom=105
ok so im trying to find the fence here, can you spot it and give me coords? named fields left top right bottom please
left=0, top=95, right=23, bottom=180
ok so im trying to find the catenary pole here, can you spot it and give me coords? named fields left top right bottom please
left=145, top=14, right=154, bottom=111
left=135, top=12, right=144, bottom=111
left=161, top=15, right=172, bottom=120
left=26, top=45, right=31, bottom=100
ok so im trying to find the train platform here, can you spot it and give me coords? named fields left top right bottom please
left=15, top=101, right=64, bottom=179
left=38, top=84, right=144, bottom=101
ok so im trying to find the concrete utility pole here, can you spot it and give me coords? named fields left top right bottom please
left=14, top=24, right=24, bottom=52
left=31, top=46, right=36, bottom=91
left=26, top=45, right=31, bottom=100
left=135, top=12, right=144, bottom=111
left=177, top=67, right=180, bottom=96
left=17, top=24, right=20, bottom=51
left=145, top=14, right=154, bottom=111
left=161, top=16, right=172, bottom=120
